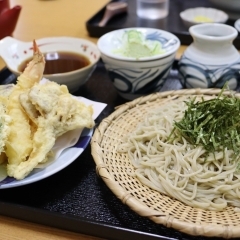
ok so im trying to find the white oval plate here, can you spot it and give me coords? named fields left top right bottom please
left=0, top=127, right=93, bottom=189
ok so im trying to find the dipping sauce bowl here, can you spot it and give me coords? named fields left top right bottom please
left=0, top=36, right=100, bottom=92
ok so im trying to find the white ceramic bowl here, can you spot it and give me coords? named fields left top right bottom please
left=209, top=0, right=240, bottom=12
left=97, top=28, right=180, bottom=100
left=0, top=36, right=100, bottom=92
left=180, top=7, right=228, bottom=28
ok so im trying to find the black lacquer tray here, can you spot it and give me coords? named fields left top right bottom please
left=0, top=61, right=229, bottom=240
left=86, top=0, right=240, bottom=49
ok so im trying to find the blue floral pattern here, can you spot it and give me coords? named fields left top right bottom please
left=145, top=31, right=179, bottom=50
left=146, top=31, right=169, bottom=44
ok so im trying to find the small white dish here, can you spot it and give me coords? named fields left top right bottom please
left=0, top=36, right=101, bottom=92
left=0, top=96, right=107, bottom=189
left=234, top=18, right=240, bottom=32
left=180, top=7, right=228, bottom=28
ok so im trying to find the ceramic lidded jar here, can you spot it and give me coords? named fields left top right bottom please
left=178, top=23, right=240, bottom=90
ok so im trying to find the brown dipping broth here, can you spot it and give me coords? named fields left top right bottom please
left=18, top=51, right=91, bottom=74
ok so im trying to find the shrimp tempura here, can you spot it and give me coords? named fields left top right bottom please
left=5, top=41, right=45, bottom=177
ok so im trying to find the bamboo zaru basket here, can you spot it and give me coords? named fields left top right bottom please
left=91, top=89, right=240, bottom=239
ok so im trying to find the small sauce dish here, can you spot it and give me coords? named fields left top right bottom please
left=0, top=36, right=100, bottom=92
left=180, top=7, right=228, bottom=28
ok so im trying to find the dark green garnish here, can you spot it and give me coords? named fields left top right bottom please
left=169, top=84, right=240, bottom=161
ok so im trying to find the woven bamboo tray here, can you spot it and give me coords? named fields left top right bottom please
left=91, top=88, right=240, bottom=239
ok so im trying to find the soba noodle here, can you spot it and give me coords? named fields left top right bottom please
left=118, top=97, right=240, bottom=211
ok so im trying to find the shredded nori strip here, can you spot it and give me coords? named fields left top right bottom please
left=169, top=84, right=240, bottom=162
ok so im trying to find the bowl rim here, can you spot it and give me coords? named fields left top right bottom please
left=97, top=27, right=180, bottom=62
left=189, top=23, right=238, bottom=41
left=100, top=51, right=175, bottom=64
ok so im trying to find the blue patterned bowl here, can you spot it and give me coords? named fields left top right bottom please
left=97, top=28, right=180, bottom=100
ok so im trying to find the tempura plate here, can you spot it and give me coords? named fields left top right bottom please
left=91, top=88, right=240, bottom=238
left=0, top=96, right=106, bottom=189
left=0, top=128, right=93, bottom=189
